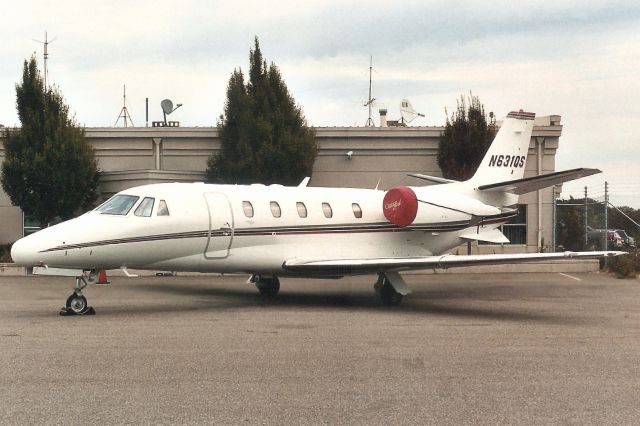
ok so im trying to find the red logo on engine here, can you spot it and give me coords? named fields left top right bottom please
left=383, top=187, right=418, bottom=227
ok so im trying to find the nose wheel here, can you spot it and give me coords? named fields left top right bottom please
left=60, top=275, right=96, bottom=316
left=66, top=293, right=88, bottom=313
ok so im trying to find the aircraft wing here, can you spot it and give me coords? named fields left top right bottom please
left=477, top=168, right=601, bottom=195
left=283, top=251, right=624, bottom=276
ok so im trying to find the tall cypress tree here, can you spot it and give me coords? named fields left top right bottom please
left=437, top=94, right=496, bottom=181
left=206, top=38, right=316, bottom=185
left=1, top=57, right=99, bottom=227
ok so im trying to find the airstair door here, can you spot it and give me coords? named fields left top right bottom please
left=204, top=192, right=234, bottom=259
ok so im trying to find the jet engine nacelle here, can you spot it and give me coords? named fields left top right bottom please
left=383, top=186, right=419, bottom=227
left=383, top=186, right=502, bottom=227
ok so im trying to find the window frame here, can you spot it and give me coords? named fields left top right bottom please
left=95, top=194, right=140, bottom=216
left=242, top=201, right=254, bottom=218
left=270, top=201, right=282, bottom=218
left=157, top=199, right=170, bottom=216
left=352, top=203, right=363, bottom=219
left=134, top=197, right=155, bottom=217
left=322, top=202, right=333, bottom=218
left=296, top=202, right=308, bottom=218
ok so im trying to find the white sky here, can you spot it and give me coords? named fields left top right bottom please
left=1, top=0, right=639, bottom=207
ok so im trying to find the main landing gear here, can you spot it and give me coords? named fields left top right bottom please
left=249, top=274, right=280, bottom=297
left=247, top=272, right=411, bottom=306
left=374, top=272, right=411, bottom=306
left=60, top=272, right=97, bottom=316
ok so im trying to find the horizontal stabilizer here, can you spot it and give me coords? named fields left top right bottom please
left=477, top=168, right=601, bottom=195
left=460, top=228, right=509, bottom=244
left=408, top=173, right=458, bottom=184
left=283, top=251, right=625, bottom=276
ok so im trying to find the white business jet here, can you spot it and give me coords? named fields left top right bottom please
left=11, top=110, right=623, bottom=313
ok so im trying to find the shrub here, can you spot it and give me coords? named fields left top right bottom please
left=607, top=250, right=640, bottom=278
left=0, top=244, right=13, bottom=263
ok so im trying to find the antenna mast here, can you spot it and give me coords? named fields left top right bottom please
left=364, top=56, right=375, bottom=127
left=114, top=84, right=134, bottom=127
left=33, top=31, right=56, bottom=89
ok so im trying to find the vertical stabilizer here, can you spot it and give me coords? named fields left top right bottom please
left=469, top=110, right=535, bottom=186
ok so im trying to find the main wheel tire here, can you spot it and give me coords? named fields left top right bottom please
left=380, top=282, right=403, bottom=306
left=66, top=294, right=88, bottom=313
left=256, top=277, right=280, bottom=297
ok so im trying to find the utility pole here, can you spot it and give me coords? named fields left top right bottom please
left=552, top=185, right=557, bottom=252
left=604, top=181, right=609, bottom=251
left=584, top=186, right=588, bottom=247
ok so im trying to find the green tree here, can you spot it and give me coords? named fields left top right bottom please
left=556, top=197, right=585, bottom=251
left=206, top=37, right=316, bottom=185
left=1, top=56, right=99, bottom=227
left=437, top=93, right=496, bottom=181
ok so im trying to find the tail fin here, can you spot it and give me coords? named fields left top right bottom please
left=469, top=110, right=535, bottom=186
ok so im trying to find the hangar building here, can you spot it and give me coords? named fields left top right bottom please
left=0, top=114, right=562, bottom=254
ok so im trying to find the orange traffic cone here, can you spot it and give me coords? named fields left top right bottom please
left=96, top=269, right=110, bottom=285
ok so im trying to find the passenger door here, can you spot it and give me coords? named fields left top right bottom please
left=204, top=192, right=234, bottom=259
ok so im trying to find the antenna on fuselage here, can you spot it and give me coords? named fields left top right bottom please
left=298, top=177, right=310, bottom=187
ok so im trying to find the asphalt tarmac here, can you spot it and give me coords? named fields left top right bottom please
left=1, top=272, right=639, bottom=425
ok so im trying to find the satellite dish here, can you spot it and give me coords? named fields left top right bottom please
left=161, top=99, right=174, bottom=115
left=399, top=99, right=425, bottom=124
left=160, top=99, right=183, bottom=125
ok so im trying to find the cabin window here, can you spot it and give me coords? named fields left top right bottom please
left=322, top=202, right=333, bottom=218
left=270, top=201, right=282, bottom=218
left=296, top=202, right=307, bottom=218
left=134, top=197, right=155, bottom=217
left=96, top=194, right=139, bottom=215
left=157, top=200, right=170, bottom=216
left=352, top=203, right=362, bottom=218
left=242, top=201, right=254, bottom=218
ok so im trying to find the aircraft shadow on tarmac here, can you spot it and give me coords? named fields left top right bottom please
left=121, top=281, right=586, bottom=325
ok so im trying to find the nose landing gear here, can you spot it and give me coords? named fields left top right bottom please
left=60, top=274, right=96, bottom=316
left=66, top=292, right=88, bottom=313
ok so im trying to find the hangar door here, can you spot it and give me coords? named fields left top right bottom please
left=204, top=192, right=234, bottom=259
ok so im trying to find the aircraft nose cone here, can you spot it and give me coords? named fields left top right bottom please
left=11, top=236, right=38, bottom=266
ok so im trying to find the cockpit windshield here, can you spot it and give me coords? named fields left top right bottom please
left=95, top=195, right=140, bottom=215
left=134, top=197, right=155, bottom=217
